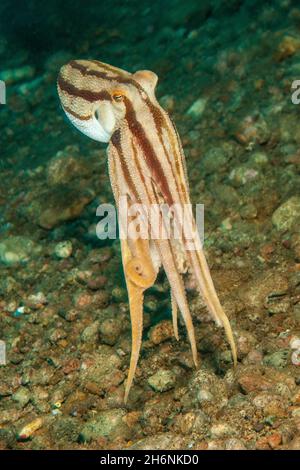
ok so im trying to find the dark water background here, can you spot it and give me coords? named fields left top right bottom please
left=1, top=0, right=298, bottom=170
left=1, top=0, right=295, bottom=71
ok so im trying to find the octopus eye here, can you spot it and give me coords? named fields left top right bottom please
left=112, top=90, right=125, bottom=102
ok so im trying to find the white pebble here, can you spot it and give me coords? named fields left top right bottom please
left=54, top=241, right=73, bottom=259
left=186, top=98, right=207, bottom=118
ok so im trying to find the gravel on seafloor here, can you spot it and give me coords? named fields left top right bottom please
left=1, top=0, right=300, bottom=450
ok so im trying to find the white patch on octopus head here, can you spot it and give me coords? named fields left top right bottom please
left=63, top=101, right=116, bottom=143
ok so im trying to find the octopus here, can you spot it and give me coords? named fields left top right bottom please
left=57, top=60, right=237, bottom=402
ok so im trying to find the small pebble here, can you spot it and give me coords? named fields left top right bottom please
left=210, top=422, right=237, bottom=439
left=54, top=241, right=73, bottom=259
left=263, top=350, right=289, bottom=369
left=12, top=387, right=31, bottom=408
left=17, top=417, right=43, bottom=441
left=272, top=196, right=300, bottom=231
left=148, top=369, right=176, bottom=392
left=186, top=97, right=207, bottom=118
left=148, top=320, right=173, bottom=345
left=179, top=411, right=209, bottom=434
left=79, top=409, right=129, bottom=442
left=99, top=318, right=122, bottom=345
left=225, top=438, right=247, bottom=450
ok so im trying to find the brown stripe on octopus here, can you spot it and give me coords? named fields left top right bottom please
left=62, top=104, right=91, bottom=121
left=144, top=98, right=188, bottom=202
left=69, top=60, right=149, bottom=91
left=69, top=60, right=113, bottom=81
left=57, top=75, right=112, bottom=103
left=90, top=60, right=131, bottom=77
left=123, top=97, right=174, bottom=207
left=110, top=129, right=141, bottom=203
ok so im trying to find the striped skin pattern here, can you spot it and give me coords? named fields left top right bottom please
left=57, top=60, right=237, bottom=402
